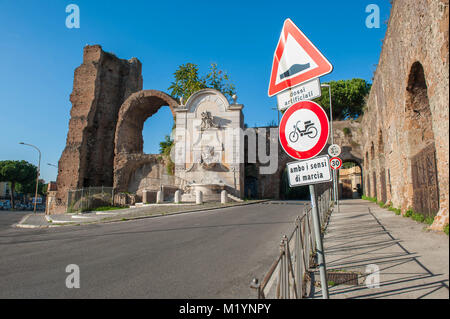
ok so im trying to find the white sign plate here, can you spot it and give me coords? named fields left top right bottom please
left=328, top=144, right=341, bottom=157
left=277, top=78, right=322, bottom=111
left=286, top=155, right=332, bottom=187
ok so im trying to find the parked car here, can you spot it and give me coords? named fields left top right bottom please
left=0, top=201, right=12, bottom=210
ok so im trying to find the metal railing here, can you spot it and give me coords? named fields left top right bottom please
left=251, top=188, right=333, bottom=299
left=67, top=186, right=114, bottom=213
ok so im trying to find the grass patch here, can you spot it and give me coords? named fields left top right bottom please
left=328, top=281, right=337, bottom=287
left=424, top=216, right=434, bottom=225
left=444, top=224, right=449, bottom=236
left=93, top=206, right=126, bottom=212
left=362, top=195, right=377, bottom=203
left=404, top=208, right=413, bottom=218
left=411, top=213, right=425, bottom=223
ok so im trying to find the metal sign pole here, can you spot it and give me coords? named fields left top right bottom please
left=309, top=185, right=329, bottom=299
left=333, top=170, right=339, bottom=212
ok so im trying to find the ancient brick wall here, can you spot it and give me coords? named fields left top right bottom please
left=53, top=45, right=143, bottom=213
left=361, top=0, right=449, bottom=230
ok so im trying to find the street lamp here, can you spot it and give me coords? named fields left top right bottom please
left=19, top=142, right=41, bottom=214
left=321, top=84, right=339, bottom=211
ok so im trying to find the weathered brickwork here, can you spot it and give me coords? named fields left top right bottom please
left=361, top=0, right=449, bottom=230
left=53, top=45, right=143, bottom=213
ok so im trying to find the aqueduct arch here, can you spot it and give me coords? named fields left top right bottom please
left=404, top=61, right=439, bottom=217
left=113, top=90, right=179, bottom=192
left=115, top=90, right=178, bottom=154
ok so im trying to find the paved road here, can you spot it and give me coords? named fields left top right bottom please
left=0, top=211, right=29, bottom=231
left=0, top=201, right=306, bottom=298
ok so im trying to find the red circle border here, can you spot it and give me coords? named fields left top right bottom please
left=330, top=157, right=342, bottom=170
left=279, top=100, right=329, bottom=160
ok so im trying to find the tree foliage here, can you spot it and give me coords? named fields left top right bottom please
left=15, top=180, right=46, bottom=196
left=159, top=135, right=174, bottom=175
left=0, top=160, right=37, bottom=209
left=168, top=63, right=236, bottom=103
left=313, top=78, right=372, bottom=120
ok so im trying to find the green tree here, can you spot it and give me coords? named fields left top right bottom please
left=314, top=78, right=372, bottom=120
left=168, top=63, right=236, bottom=103
left=16, top=180, right=46, bottom=196
left=159, top=135, right=174, bottom=175
left=0, top=160, right=37, bottom=209
left=203, top=63, right=236, bottom=100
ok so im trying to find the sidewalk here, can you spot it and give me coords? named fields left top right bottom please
left=314, top=199, right=449, bottom=299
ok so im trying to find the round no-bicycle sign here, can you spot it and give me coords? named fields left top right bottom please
left=330, top=157, right=342, bottom=170
left=279, top=100, right=329, bottom=160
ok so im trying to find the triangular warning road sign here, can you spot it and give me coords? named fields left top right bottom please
left=268, top=19, right=333, bottom=97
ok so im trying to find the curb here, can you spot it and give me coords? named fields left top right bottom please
left=14, top=200, right=270, bottom=228
left=97, top=199, right=271, bottom=225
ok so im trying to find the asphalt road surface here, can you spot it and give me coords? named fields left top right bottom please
left=0, top=211, right=29, bottom=231
left=0, top=202, right=306, bottom=298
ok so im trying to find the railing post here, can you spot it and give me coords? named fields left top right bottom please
left=250, top=278, right=261, bottom=299
left=279, top=239, right=287, bottom=299
left=295, top=217, right=302, bottom=298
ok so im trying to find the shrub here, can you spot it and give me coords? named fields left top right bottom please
left=343, top=127, right=351, bottom=136
left=394, top=208, right=401, bottom=215
left=444, top=224, right=449, bottom=236
left=412, top=213, right=425, bottom=223
left=424, top=216, right=434, bottom=225
left=404, top=208, right=413, bottom=218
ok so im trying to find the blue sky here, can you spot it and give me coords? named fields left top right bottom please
left=0, top=0, right=391, bottom=183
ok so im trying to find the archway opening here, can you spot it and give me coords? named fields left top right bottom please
left=405, top=62, right=439, bottom=217
left=279, top=168, right=310, bottom=200
left=338, top=161, right=363, bottom=199
left=142, top=106, right=175, bottom=155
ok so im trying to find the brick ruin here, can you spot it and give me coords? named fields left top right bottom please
left=51, top=45, right=178, bottom=213
left=361, top=0, right=449, bottom=230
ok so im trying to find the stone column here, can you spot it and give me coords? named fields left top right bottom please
left=221, top=190, right=228, bottom=204
left=196, top=191, right=203, bottom=205
left=156, top=190, right=164, bottom=204
left=174, top=190, right=180, bottom=204
left=142, top=190, right=149, bottom=204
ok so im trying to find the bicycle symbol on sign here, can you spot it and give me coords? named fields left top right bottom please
left=288, top=120, right=318, bottom=143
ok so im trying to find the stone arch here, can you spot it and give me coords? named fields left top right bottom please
left=338, top=159, right=363, bottom=199
left=113, top=90, right=179, bottom=192
left=114, top=90, right=179, bottom=155
left=377, top=128, right=387, bottom=203
left=404, top=61, right=439, bottom=217
left=364, top=150, right=370, bottom=196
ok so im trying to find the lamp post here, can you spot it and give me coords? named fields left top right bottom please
left=321, top=84, right=339, bottom=211
left=19, top=142, right=41, bottom=214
